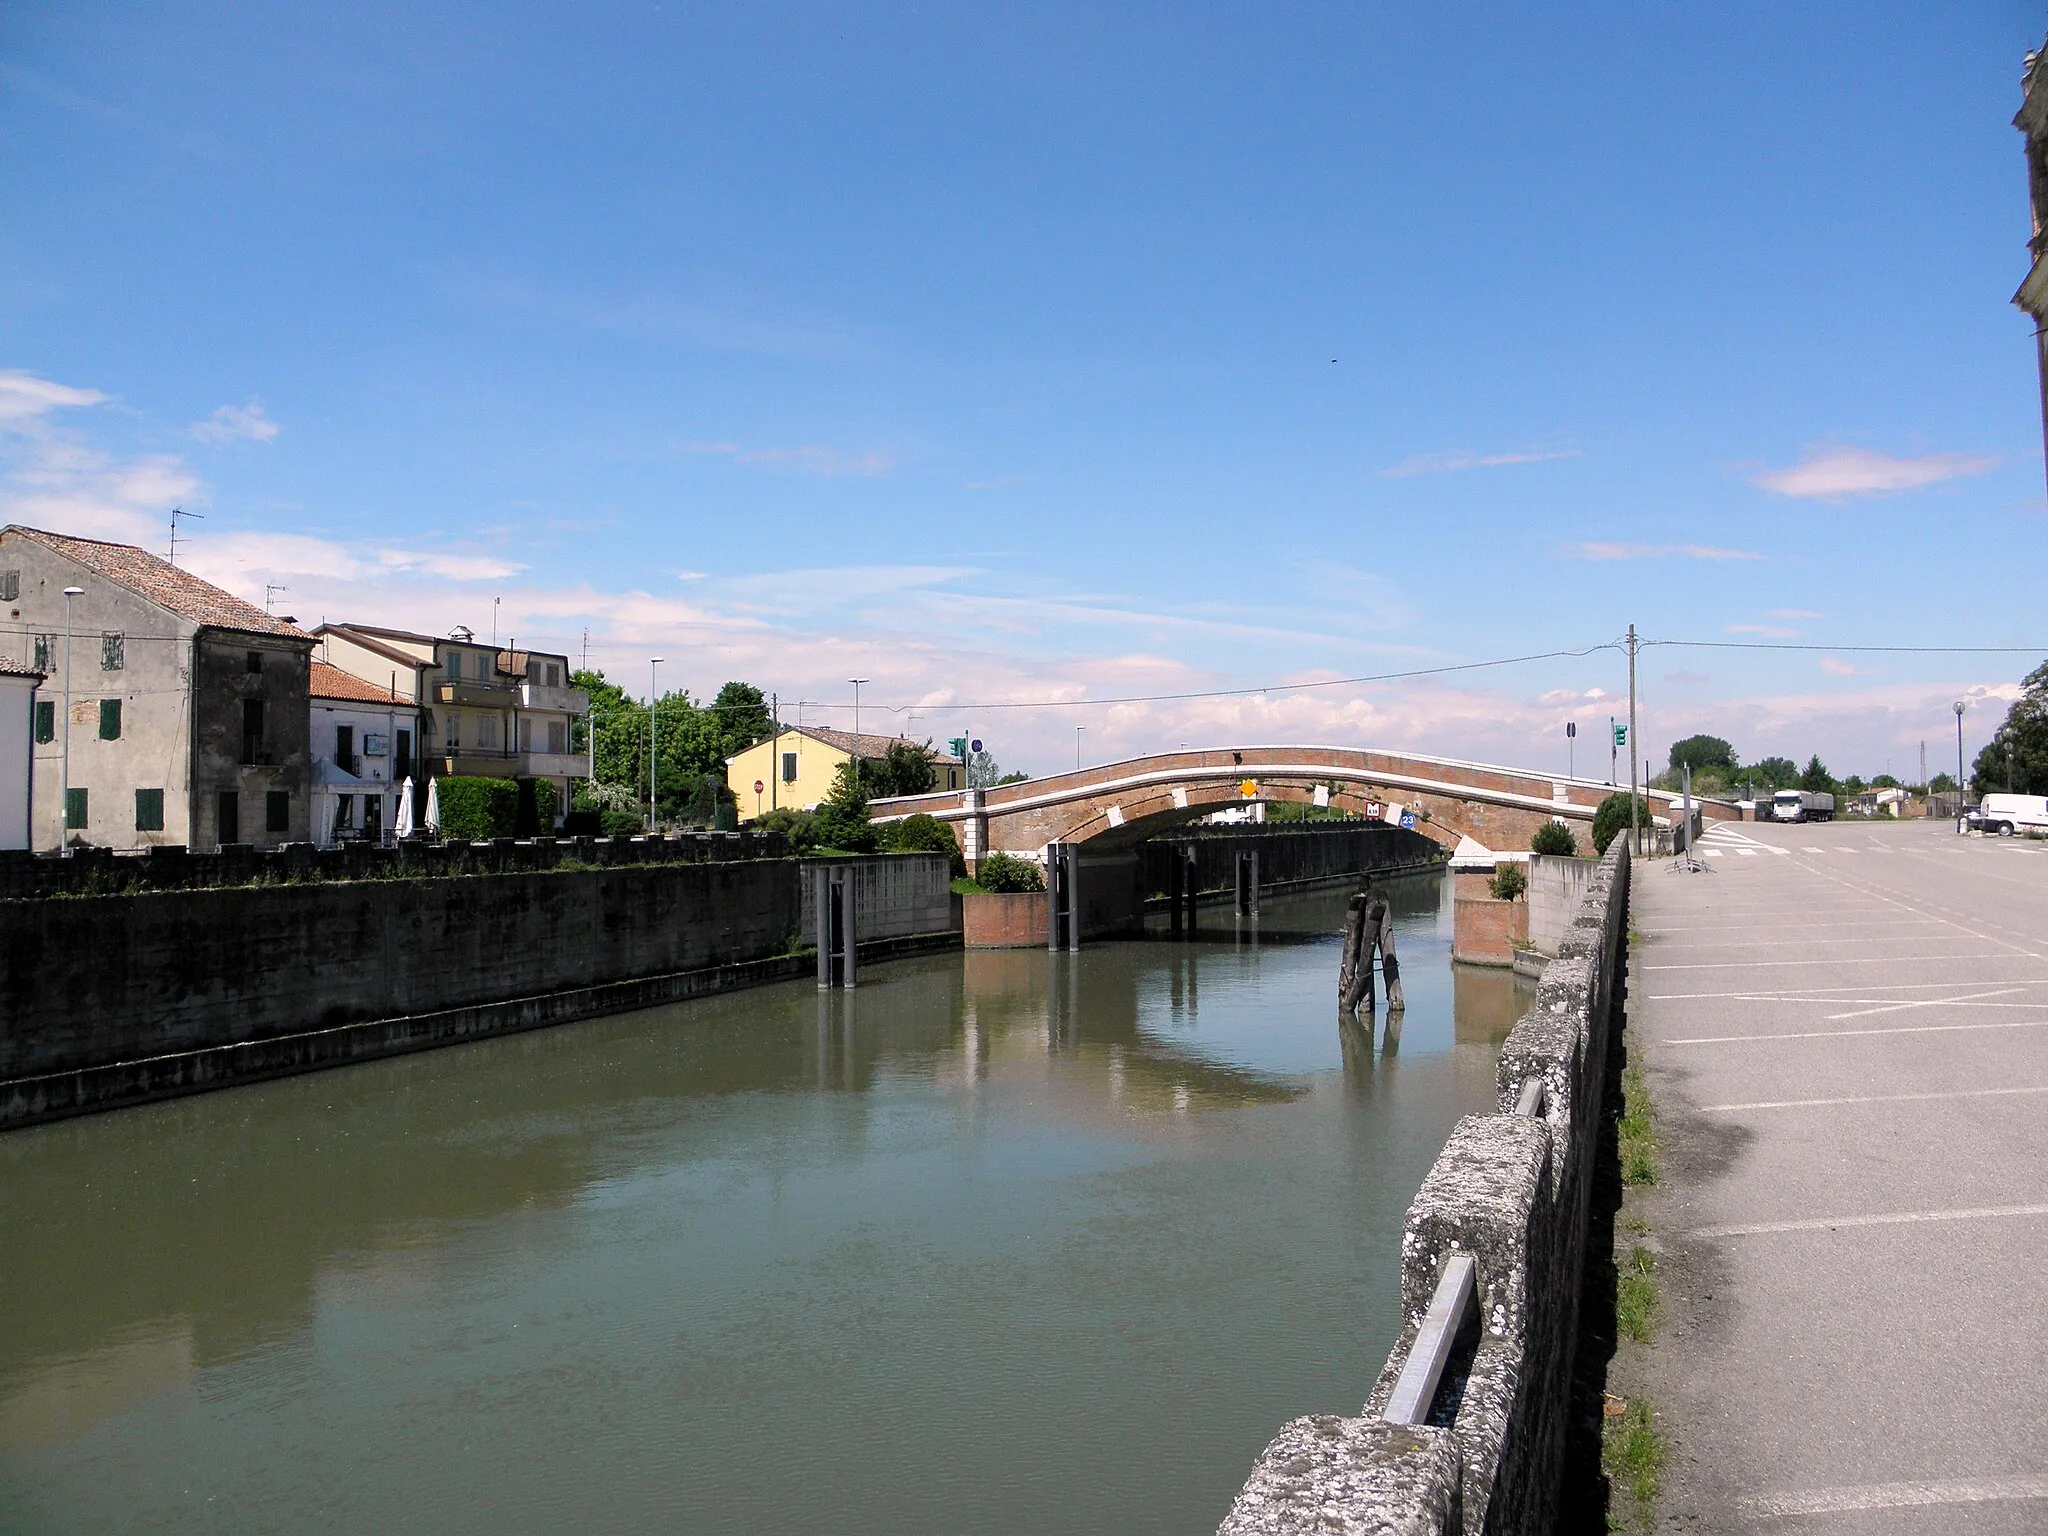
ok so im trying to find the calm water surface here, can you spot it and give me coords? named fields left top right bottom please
left=0, top=874, right=1529, bottom=1535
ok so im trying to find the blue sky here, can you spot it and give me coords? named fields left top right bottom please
left=4, top=2, right=2043, bottom=780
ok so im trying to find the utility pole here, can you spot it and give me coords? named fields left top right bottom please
left=1566, top=720, right=1576, bottom=781
left=1954, top=699, right=1968, bottom=833
left=650, top=657, right=665, bottom=833
left=59, top=585, right=82, bottom=853
left=1609, top=715, right=1617, bottom=785
left=1628, top=625, right=1640, bottom=855
left=849, top=678, right=869, bottom=742
left=770, top=692, right=779, bottom=813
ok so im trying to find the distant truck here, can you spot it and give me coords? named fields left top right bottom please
left=1772, top=789, right=1834, bottom=823
left=1975, top=793, right=2048, bottom=836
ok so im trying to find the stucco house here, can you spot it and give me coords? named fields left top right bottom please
left=725, top=725, right=963, bottom=820
left=0, top=525, right=315, bottom=851
left=309, top=661, right=421, bottom=844
left=0, top=663, right=42, bottom=851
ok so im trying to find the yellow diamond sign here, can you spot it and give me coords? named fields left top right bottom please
left=1239, top=778, right=1259, bottom=798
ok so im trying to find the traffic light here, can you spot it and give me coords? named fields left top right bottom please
left=1613, top=724, right=1628, bottom=747
left=949, top=736, right=968, bottom=759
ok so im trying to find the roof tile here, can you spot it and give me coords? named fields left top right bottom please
left=5, top=526, right=311, bottom=639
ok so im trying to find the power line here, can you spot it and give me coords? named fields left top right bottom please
left=1644, top=639, right=2047, bottom=654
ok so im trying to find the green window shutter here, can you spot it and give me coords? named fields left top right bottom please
left=135, top=788, right=164, bottom=832
left=64, top=787, right=87, bottom=830
left=99, top=698, right=121, bottom=740
left=101, top=632, right=124, bottom=670
left=34, top=700, right=54, bottom=743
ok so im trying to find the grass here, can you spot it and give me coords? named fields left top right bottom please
left=1603, top=1398, right=1667, bottom=1529
left=1616, top=1245, right=1658, bottom=1343
left=951, top=875, right=986, bottom=895
left=1619, top=1060, right=1658, bottom=1186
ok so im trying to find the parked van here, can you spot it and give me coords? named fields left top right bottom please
left=1975, top=793, right=2048, bottom=836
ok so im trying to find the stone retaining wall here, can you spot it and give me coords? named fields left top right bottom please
left=1218, top=838, right=1630, bottom=1535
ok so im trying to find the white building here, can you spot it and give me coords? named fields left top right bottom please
left=0, top=664, right=42, bottom=851
left=309, top=661, right=421, bottom=844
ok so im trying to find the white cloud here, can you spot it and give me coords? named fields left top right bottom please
left=0, top=370, right=109, bottom=422
left=190, top=401, right=280, bottom=445
left=1383, top=446, right=1581, bottom=479
left=1818, top=657, right=1862, bottom=677
left=1747, top=445, right=1997, bottom=501
left=680, top=440, right=894, bottom=477
left=1562, top=541, right=1761, bottom=562
left=1725, top=624, right=1800, bottom=639
left=376, top=549, right=526, bottom=582
left=1767, top=608, right=1822, bottom=620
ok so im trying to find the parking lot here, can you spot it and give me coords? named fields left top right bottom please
left=1628, top=815, right=2048, bottom=1531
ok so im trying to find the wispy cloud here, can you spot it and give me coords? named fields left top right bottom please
left=1561, top=541, right=1761, bottom=562
left=1818, top=657, right=1863, bottom=677
left=680, top=440, right=894, bottom=477
left=190, top=401, right=280, bottom=445
left=1383, top=446, right=1582, bottom=479
left=1746, top=444, right=1997, bottom=501
left=1725, top=623, right=1800, bottom=639
left=1767, top=608, right=1822, bottom=620
left=0, top=370, right=109, bottom=423
left=377, top=549, right=525, bottom=582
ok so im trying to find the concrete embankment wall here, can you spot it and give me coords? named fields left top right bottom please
left=1139, top=823, right=1443, bottom=903
left=1527, top=854, right=1598, bottom=956
left=1, top=853, right=953, bottom=1130
left=1218, top=839, right=1630, bottom=1535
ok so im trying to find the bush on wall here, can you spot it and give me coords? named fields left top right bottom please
left=1530, top=820, right=1578, bottom=857
left=1488, top=862, right=1528, bottom=902
left=1591, top=793, right=1647, bottom=856
left=436, top=776, right=519, bottom=841
left=976, top=851, right=1045, bottom=893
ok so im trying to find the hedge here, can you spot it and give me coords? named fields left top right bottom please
left=436, top=775, right=519, bottom=841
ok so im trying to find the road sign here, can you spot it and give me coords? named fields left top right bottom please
left=1239, top=778, right=1258, bottom=798
left=754, top=779, right=764, bottom=795
left=949, top=736, right=967, bottom=759
left=970, top=738, right=983, bottom=754
left=1613, top=724, right=1628, bottom=747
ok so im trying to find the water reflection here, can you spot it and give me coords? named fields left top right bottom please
left=0, top=870, right=1530, bottom=1536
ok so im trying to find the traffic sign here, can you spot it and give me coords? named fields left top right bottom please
left=1239, top=778, right=1259, bottom=798
left=1613, top=724, right=1628, bottom=747
left=754, top=779, right=764, bottom=795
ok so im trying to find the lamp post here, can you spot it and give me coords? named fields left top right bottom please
left=1075, top=725, right=1085, bottom=771
left=649, top=657, right=665, bottom=832
left=60, top=584, right=82, bottom=853
left=1954, top=699, right=1968, bottom=834
left=1566, top=720, right=1576, bottom=781
left=849, top=678, right=869, bottom=742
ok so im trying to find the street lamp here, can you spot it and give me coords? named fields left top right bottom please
left=649, top=658, right=665, bottom=832
left=1954, top=698, right=1968, bottom=834
left=1075, top=725, right=1086, bottom=771
left=849, top=678, right=869, bottom=741
left=60, top=585, right=82, bottom=853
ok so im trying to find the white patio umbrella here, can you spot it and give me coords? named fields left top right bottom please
left=423, top=776, right=441, bottom=836
left=395, top=776, right=415, bottom=839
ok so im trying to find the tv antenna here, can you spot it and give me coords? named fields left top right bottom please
left=167, top=506, right=204, bottom=566
left=265, top=583, right=288, bottom=615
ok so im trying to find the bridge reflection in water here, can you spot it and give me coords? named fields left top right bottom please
left=0, top=874, right=1532, bottom=1536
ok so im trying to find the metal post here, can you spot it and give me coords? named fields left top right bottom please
left=59, top=584, right=81, bottom=852
left=843, top=868, right=859, bottom=988
left=1627, top=624, right=1640, bottom=855
left=1185, top=845, right=1199, bottom=934
left=816, top=865, right=833, bottom=990
left=1047, top=843, right=1063, bottom=951
left=770, top=692, right=778, bottom=814
left=1955, top=699, right=1968, bottom=833
left=1250, top=849, right=1259, bottom=917
left=649, top=657, right=665, bottom=833
left=1067, top=849, right=1082, bottom=952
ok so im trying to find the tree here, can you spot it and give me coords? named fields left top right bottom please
left=994, top=770, right=1029, bottom=785
left=1488, top=862, right=1527, bottom=902
left=861, top=739, right=939, bottom=798
left=1929, top=771, right=1958, bottom=795
left=976, top=851, right=1045, bottom=892
left=1591, top=792, right=1646, bottom=855
left=1668, top=735, right=1737, bottom=776
left=811, top=760, right=876, bottom=852
left=1750, top=756, right=1799, bottom=790
left=1870, top=774, right=1900, bottom=789
left=708, top=682, right=774, bottom=760
left=1971, top=660, right=2048, bottom=795
left=880, top=812, right=964, bottom=874
left=1841, top=774, right=1867, bottom=796
left=1530, top=821, right=1578, bottom=857
left=1799, top=755, right=1834, bottom=793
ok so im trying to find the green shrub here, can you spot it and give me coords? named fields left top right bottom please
left=755, top=806, right=821, bottom=853
left=881, top=813, right=965, bottom=874
left=1591, top=792, right=1647, bottom=855
left=1530, top=820, right=1577, bottom=857
left=435, top=776, right=518, bottom=840
left=1488, top=862, right=1527, bottom=902
left=811, top=760, right=877, bottom=851
left=515, top=777, right=558, bottom=837
left=976, top=851, right=1045, bottom=893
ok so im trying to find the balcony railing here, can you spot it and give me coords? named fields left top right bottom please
left=518, top=682, right=590, bottom=714
left=437, top=680, right=516, bottom=707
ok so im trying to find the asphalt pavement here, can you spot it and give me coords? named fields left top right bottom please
left=1626, top=815, right=2048, bottom=1533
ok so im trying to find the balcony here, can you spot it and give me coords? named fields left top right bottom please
left=519, top=681, right=589, bottom=714
left=518, top=751, right=589, bottom=779
left=437, top=679, right=516, bottom=707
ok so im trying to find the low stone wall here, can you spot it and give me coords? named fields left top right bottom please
left=1451, top=870, right=1529, bottom=966
left=2, top=852, right=953, bottom=1130
left=1218, top=839, right=1630, bottom=1535
left=1526, top=855, right=1597, bottom=956
left=962, top=890, right=1048, bottom=948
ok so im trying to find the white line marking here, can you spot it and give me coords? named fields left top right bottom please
left=1646, top=954, right=2021, bottom=971
left=1703, top=848, right=1725, bottom=858
left=1736, top=848, right=1758, bottom=858
left=1738, top=1473, right=2048, bottom=1518
left=1667, top=1017, right=2048, bottom=1045
left=1648, top=980, right=2048, bottom=999
left=1703, top=1084, right=2048, bottom=1112
left=1803, top=846, right=1825, bottom=852
left=1825, top=987, right=2022, bottom=1020
left=1696, top=1203, right=2048, bottom=1238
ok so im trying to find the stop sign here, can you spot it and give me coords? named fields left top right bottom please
left=754, top=779, right=764, bottom=794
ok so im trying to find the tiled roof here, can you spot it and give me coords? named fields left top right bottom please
left=791, top=725, right=961, bottom=764
left=0, top=663, right=46, bottom=680
left=313, top=624, right=434, bottom=670
left=6, top=526, right=311, bottom=640
left=310, top=661, right=412, bottom=704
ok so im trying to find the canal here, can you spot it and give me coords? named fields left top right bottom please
left=0, top=872, right=1527, bottom=1535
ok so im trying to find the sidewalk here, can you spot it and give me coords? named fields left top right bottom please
left=1616, top=818, right=2048, bottom=1531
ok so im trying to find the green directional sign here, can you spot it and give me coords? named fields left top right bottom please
left=1613, top=724, right=1628, bottom=747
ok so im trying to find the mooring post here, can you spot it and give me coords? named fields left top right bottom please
left=1376, top=895, right=1402, bottom=1011
left=1068, top=848, right=1083, bottom=952
left=815, top=864, right=833, bottom=991
left=1249, top=848, right=1260, bottom=918
left=842, top=866, right=859, bottom=989
left=1184, top=846, right=1199, bottom=934
left=1169, top=851, right=1184, bottom=938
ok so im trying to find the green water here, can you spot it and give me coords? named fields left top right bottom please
left=0, top=874, right=1527, bottom=1534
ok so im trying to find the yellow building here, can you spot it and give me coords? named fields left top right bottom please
left=726, top=725, right=963, bottom=821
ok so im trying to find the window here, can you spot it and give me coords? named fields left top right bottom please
left=247, top=650, right=263, bottom=674
left=445, top=711, right=462, bottom=750
left=333, top=794, right=355, bottom=833
left=266, top=790, right=289, bottom=834
left=362, top=794, right=381, bottom=839
left=781, top=751, right=798, bottom=784
left=135, top=788, right=164, bottom=832
left=395, top=728, right=412, bottom=776
left=479, top=714, right=498, bottom=750
left=34, top=700, right=54, bottom=743
left=519, top=717, right=532, bottom=752
left=241, top=699, right=264, bottom=764
left=445, top=653, right=461, bottom=681
left=218, top=790, right=239, bottom=844
left=548, top=719, right=567, bottom=754
left=32, top=634, right=51, bottom=672
left=64, top=787, right=87, bottom=829
left=98, top=698, right=121, bottom=740
left=101, top=633, right=123, bottom=670
left=0, top=569, right=17, bottom=601
left=335, top=724, right=354, bottom=768
left=546, top=663, right=560, bottom=686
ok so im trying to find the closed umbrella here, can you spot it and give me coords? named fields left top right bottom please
left=395, top=776, right=415, bottom=839
left=424, top=776, right=441, bottom=836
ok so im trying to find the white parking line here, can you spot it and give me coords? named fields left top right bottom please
left=1737, top=1473, right=2048, bottom=1519
left=1649, top=979, right=2048, bottom=999
left=1646, top=954, right=2021, bottom=971
left=1695, top=1202, right=2048, bottom=1238
left=1702, top=1084, right=2048, bottom=1112
left=1825, top=987, right=2023, bottom=1020
left=1667, top=1017, right=2048, bottom=1045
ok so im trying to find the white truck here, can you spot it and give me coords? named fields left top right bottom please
left=1974, top=793, right=2048, bottom=836
left=1772, top=789, right=1835, bottom=823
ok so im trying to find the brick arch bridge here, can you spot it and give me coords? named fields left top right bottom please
left=870, top=745, right=1736, bottom=863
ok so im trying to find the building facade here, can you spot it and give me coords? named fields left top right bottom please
left=2015, top=41, right=2048, bottom=489
left=1, top=526, right=315, bottom=851
left=313, top=622, right=588, bottom=824
left=309, top=661, right=421, bottom=845
left=0, top=664, right=41, bottom=851
left=725, top=725, right=963, bottom=819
